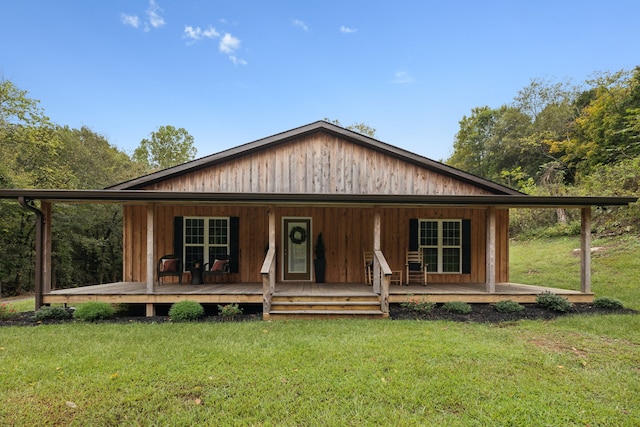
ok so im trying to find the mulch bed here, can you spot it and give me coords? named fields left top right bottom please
left=1, top=303, right=636, bottom=326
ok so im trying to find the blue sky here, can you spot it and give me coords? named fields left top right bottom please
left=2, top=1, right=639, bottom=162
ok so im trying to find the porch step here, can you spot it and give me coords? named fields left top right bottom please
left=267, top=294, right=387, bottom=319
left=265, top=310, right=388, bottom=320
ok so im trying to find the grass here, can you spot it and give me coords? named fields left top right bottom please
left=510, top=234, right=640, bottom=309
left=0, top=234, right=638, bottom=425
left=1, top=319, right=639, bottom=426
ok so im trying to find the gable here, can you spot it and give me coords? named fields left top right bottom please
left=109, top=121, right=520, bottom=196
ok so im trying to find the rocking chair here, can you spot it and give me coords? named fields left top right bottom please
left=405, top=250, right=427, bottom=286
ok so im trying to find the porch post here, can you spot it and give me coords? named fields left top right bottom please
left=485, top=206, right=496, bottom=293
left=145, top=203, right=156, bottom=316
left=262, top=207, right=276, bottom=315
left=580, top=207, right=592, bottom=293
left=41, top=202, right=52, bottom=295
left=372, top=208, right=381, bottom=293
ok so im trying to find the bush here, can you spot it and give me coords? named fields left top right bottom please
left=442, top=301, right=472, bottom=314
left=33, top=306, right=72, bottom=321
left=400, top=296, right=435, bottom=314
left=593, top=297, right=625, bottom=310
left=536, top=292, right=573, bottom=312
left=0, top=303, right=17, bottom=320
left=73, top=302, right=116, bottom=321
left=218, top=303, right=243, bottom=317
left=494, top=300, right=525, bottom=313
left=169, top=300, right=204, bottom=322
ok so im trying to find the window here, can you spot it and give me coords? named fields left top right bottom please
left=419, top=220, right=462, bottom=273
left=183, top=217, right=229, bottom=271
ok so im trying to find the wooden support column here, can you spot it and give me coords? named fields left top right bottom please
left=580, top=207, right=592, bottom=293
left=372, top=208, right=381, bottom=293
left=41, top=202, right=52, bottom=294
left=485, top=206, right=496, bottom=293
left=145, top=203, right=156, bottom=317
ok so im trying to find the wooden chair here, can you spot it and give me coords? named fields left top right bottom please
left=157, top=254, right=182, bottom=285
left=363, top=251, right=373, bottom=285
left=405, top=250, right=427, bottom=286
left=204, top=255, right=231, bottom=284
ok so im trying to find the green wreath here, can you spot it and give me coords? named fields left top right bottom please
left=289, top=226, right=307, bottom=245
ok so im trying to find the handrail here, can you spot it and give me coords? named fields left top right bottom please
left=261, top=247, right=276, bottom=274
left=373, top=250, right=391, bottom=314
left=261, top=248, right=276, bottom=314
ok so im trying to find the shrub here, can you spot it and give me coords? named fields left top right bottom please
left=73, top=302, right=116, bottom=321
left=0, top=303, right=17, bottom=320
left=442, top=301, right=472, bottom=314
left=494, top=300, right=525, bottom=313
left=33, top=306, right=72, bottom=321
left=536, top=292, right=573, bottom=312
left=218, top=303, right=243, bottom=317
left=593, top=297, right=625, bottom=310
left=400, top=296, right=435, bottom=314
left=169, top=300, right=204, bottom=322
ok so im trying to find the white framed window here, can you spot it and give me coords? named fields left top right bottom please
left=183, top=217, right=229, bottom=271
left=419, top=220, right=462, bottom=273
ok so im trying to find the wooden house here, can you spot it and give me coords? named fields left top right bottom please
left=1, top=121, right=636, bottom=319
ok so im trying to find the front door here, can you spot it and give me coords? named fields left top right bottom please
left=283, top=218, right=312, bottom=281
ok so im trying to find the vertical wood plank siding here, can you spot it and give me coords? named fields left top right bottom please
left=145, top=133, right=493, bottom=196
left=123, top=205, right=509, bottom=284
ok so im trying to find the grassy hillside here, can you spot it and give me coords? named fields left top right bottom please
left=510, top=234, right=640, bottom=309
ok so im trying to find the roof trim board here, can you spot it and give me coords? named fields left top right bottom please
left=0, top=189, right=635, bottom=208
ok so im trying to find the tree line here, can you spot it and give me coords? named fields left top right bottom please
left=446, top=67, right=639, bottom=235
left=0, top=79, right=196, bottom=296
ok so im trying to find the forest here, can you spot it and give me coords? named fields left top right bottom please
left=1, top=67, right=638, bottom=297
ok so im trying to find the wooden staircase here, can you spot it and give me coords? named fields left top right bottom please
left=265, top=294, right=388, bottom=320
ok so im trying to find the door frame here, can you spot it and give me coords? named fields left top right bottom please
left=281, top=217, right=313, bottom=281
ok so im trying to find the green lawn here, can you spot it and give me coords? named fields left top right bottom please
left=510, top=235, right=640, bottom=309
left=0, top=235, right=638, bottom=426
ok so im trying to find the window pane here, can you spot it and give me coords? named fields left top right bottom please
left=442, top=248, right=461, bottom=272
left=442, top=221, right=460, bottom=246
left=424, top=248, right=438, bottom=273
left=209, top=219, right=228, bottom=245
left=420, top=221, right=438, bottom=246
left=185, top=246, right=203, bottom=271
left=185, top=218, right=204, bottom=244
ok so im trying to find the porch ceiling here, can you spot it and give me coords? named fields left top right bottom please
left=0, top=189, right=636, bottom=208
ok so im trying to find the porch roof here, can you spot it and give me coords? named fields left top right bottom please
left=0, top=189, right=636, bottom=208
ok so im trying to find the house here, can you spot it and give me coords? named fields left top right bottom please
left=1, top=121, right=636, bottom=319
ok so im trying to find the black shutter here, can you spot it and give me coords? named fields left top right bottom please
left=173, top=216, right=184, bottom=260
left=229, top=217, right=240, bottom=273
left=462, top=219, right=471, bottom=274
left=409, top=218, right=419, bottom=251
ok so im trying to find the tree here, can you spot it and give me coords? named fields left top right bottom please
left=133, top=125, right=197, bottom=170
left=323, top=118, right=376, bottom=137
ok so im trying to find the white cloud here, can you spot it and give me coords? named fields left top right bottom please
left=392, top=71, right=415, bottom=84
left=121, top=0, right=165, bottom=31
left=184, top=25, right=220, bottom=42
left=121, top=14, right=140, bottom=28
left=147, top=0, right=165, bottom=29
left=229, top=56, right=248, bottom=66
left=292, top=19, right=308, bottom=31
left=340, top=25, right=357, bottom=34
left=219, top=33, right=241, bottom=54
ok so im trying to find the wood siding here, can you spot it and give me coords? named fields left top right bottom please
left=123, top=205, right=509, bottom=285
left=144, top=133, right=494, bottom=196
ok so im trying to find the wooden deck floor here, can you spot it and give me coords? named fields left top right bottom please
left=43, top=281, right=593, bottom=305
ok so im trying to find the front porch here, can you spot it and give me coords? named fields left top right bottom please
left=43, top=282, right=593, bottom=319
